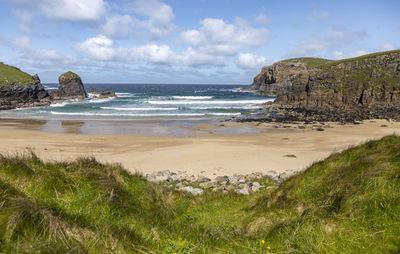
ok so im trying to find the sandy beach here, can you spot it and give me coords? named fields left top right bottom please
left=0, top=118, right=399, bottom=178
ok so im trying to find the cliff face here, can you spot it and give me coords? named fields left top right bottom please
left=0, top=63, right=51, bottom=110
left=249, top=50, right=400, bottom=110
left=0, top=83, right=51, bottom=110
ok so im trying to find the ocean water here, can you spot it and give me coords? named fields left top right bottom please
left=0, top=84, right=274, bottom=120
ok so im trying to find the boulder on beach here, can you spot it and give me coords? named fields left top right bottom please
left=57, top=71, right=87, bottom=99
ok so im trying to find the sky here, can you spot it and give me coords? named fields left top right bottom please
left=0, top=0, right=399, bottom=84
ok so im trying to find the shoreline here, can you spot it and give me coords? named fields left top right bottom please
left=0, top=117, right=399, bottom=179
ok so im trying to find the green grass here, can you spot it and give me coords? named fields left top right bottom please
left=60, top=71, right=80, bottom=79
left=280, top=57, right=333, bottom=68
left=322, top=49, right=400, bottom=68
left=1, top=136, right=400, bottom=253
left=0, top=62, right=35, bottom=86
left=280, top=49, right=400, bottom=69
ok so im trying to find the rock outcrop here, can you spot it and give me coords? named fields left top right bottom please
left=0, top=63, right=51, bottom=110
left=249, top=50, right=400, bottom=114
left=90, top=88, right=116, bottom=98
left=249, top=61, right=310, bottom=96
left=56, top=71, right=87, bottom=99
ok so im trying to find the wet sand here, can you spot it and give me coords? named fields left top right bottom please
left=0, top=118, right=399, bottom=178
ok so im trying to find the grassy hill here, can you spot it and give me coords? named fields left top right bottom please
left=0, top=62, right=35, bottom=86
left=280, top=49, right=400, bottom=69
left=0, top=136, right=399, bottom=253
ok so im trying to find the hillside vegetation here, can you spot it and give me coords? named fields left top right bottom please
left=0, top=136, right=399, bottom=253
left=280, top=57, right=333, bottom=68
left=280, top=49, right=400, bottom=69
left=0, top=62, right=35, bottom=86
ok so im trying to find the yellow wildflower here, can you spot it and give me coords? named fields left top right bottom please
left=267, top=246, right=271, bottom=250
left=261, top=240, right=265, bottom=244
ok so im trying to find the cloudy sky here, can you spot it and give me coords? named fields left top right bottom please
left=0, top=0, right=399, bottom=84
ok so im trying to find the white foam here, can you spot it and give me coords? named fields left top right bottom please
left=50, top=102, right=69, bottom=107
left=206, top=112, right=241, bottom=116
left=101, top=107, right=178, bottom=111
left=49, top=99, right=80, bottom=107
left=189, top=106, right=255, bottom=110
left=88, top=97, right=115, bottom=103
left=43, top=86, right=58, bottom=90
left=116, top=92, right=135, bottom=97
left=172, top=96, right=213, bottom=100
left=50, top=112, right=205, bottom=117
left=148, top=99, right=273, bottom=105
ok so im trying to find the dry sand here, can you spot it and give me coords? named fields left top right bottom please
left=0, top=119, right=399, bottom=178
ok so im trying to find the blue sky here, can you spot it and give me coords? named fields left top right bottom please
left=0, top=0, right=399, bottom=84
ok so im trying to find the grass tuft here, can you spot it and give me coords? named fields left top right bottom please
left=0, top=136, right=399, bottom=252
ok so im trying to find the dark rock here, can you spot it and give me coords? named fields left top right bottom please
left=247, top=50, right=400, bottom=122
left=214, top=176, right=229, bottom=183
left=57, top=71, right=87, bottom=99
left=32, top=74, right=40, bottom=84
left=0, top=82, right=52, bottom=110
left=91, top=88, right=116, bottom=98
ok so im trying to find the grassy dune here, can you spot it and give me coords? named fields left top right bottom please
left=0, top=136, right=399, bottom=253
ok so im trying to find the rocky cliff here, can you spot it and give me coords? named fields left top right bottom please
left=249, top=50, right=400, bottom=112
left=0, top=63, right=51, bottom=110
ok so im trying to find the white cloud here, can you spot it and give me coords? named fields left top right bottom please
left=75, top=35, right=176, bottom=64
left=75, top=35, right=115, bottom=61
left=332, top=50, right=369, bottom=60
left=124, top=44, right=177, bottom=64
left=125, top=0, right=176, bottom=38
left=380, top=43, right=397, bottom=51
left=6, top=0, right=106, bottom=21
left=181, top=18, right=269, bottom=56
left=237, top=53, right=268, bottom=69
left=32, top=49, right=62, bottom=61
left=100, top=14, right=136, bottom=38
left=27, top=48, right=78, bottom=65
left=179, top=47, right=224, bottom=66
left=290, top=27, right=366, bottom=57
left=307, top=10, right=329, bottom=22
left=11, top=36, right=30, bottom=49
left=13, top=9, right=33, bottom=33
left=133, top=0, right=174, bottom=23
left=254, top=13, right=270, bottom=25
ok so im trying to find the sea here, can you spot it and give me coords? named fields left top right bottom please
left=0, top=84, right=274, bottom=120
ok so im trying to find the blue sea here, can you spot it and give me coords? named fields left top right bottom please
left=0, top=84, right=274, bottom=120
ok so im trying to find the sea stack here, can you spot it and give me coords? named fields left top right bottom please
left=57, top=71, right=87, bottom=99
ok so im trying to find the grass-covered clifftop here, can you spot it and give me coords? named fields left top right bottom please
left=1, top=136, right=399, bottom=253
left=0, top=62, right=35, bottom=86
left=280, top=49, right=400, bottom=69
left=60, top=71, right=80, bottom=80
